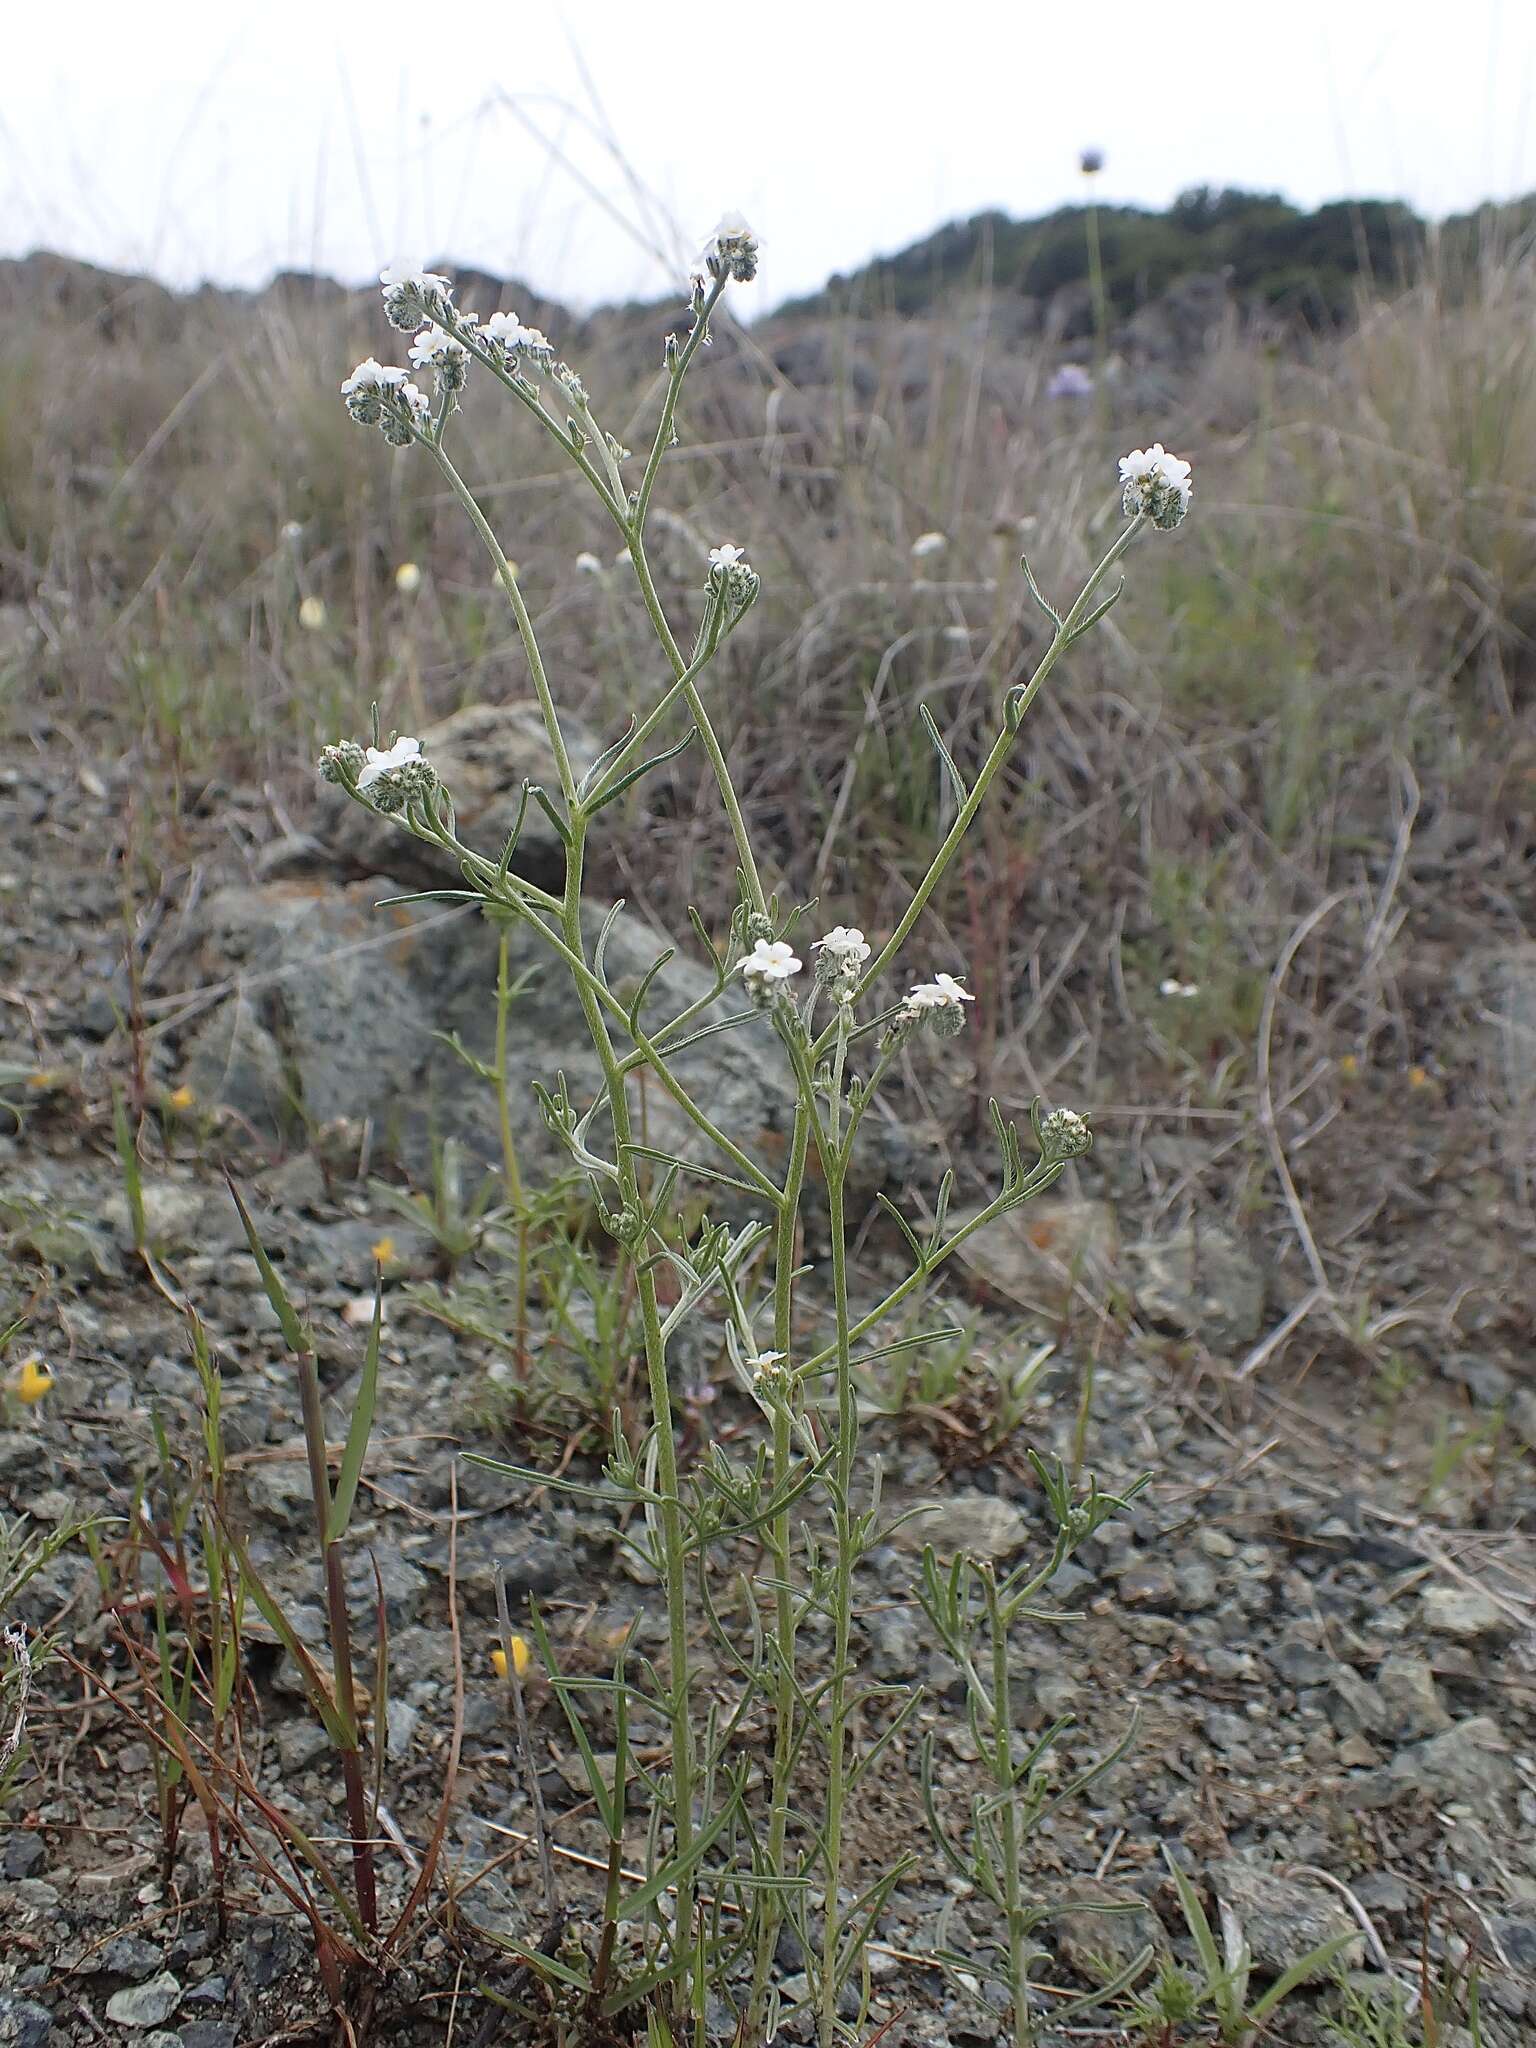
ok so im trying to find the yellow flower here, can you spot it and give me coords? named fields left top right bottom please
left=15, top=1356, right=53, bottom=1404
left=1407, top=1065, right=1431, bottom=1091
left=298, top=595, right=327, bottom=632
left=394, top=562, right=422, bottom=596
left=26, top=1070, right=57, bottom=1091
left=491, top=1636, right=531, bottom=1681
left=1338, top=1054, right=1359, bottom=1080
left=169, top=1084, right=196, bottom=1111
left=371, top=1235, right=396, bottom=1267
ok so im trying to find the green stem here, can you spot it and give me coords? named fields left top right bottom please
left=857, top=517, right=1145, bottom=997
left=429, top=445, right=579, bottom=810
left=494, top=928, right=531, bottom=1381
left=625, top=534, right=768, bottom=920
left=987, top=1570, right=1031, bottom=2048
left=296, top=1353, right=377, bottom=1934
left=817, top=1154, right=857, bottom=2048
left=750, top=1099, right=811, bottom=2031
left=561, top=821, right=700, bottom=1993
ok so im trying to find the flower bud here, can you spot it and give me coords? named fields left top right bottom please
left=1039, top=1106, right=1092, bottom=1161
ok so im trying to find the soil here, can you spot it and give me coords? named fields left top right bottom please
left=3, top=747, right=1535, bottom=2048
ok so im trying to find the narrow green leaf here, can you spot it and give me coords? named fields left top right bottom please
left=326, top=1281, right=381, bottom=1544
left=224, top=1176, right=309, bottom=1356
left=232, top=1532, right=355, bottom=1749
left=919, top=703, right=969, bottom=810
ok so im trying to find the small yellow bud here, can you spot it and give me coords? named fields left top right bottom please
left=371, top=1235, right=396, bottom=1267
left=298, top=595, right=328, bottom=632
left=26, top=1070, right=57, bottom=1091
left=395, top=562, right=422, bottom=596
left=1338, top=1054, right=1359, bottom=1080
left=15, top=1356, right=53, bottom=1404
left=1407, top=1065, right=1431, bottom=1091
left=169, top=1084, right=196, bottom=1111
left=491, top=1635, right=531, bottom=1681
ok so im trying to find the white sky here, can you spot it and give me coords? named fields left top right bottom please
left=3, top=0, right=1532, bottom=313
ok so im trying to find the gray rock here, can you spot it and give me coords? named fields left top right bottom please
left=0, top=1998, right=55, bottom=2048
left=178, top=2025, right=238, bottom=2048
left=1, top=1831, right=45, bottom=1880
left=98, top=1935, right=165, bottom=1981
left=1421, top=1584, right=1510, bottom=1640
left=174, top=879, right=820, bottom=1192
left=1358, top=1715, right=1517, bottom=1812
left=105, top=1972, right=182, bottom=2029
left=1377, top=1657, right=1451, bottom=1738
left=1209, top=1859, right=1364, bottom=1977
left=321, top=701, right=603, bottom=892
left=953, top=1197, right=1118, bottom=1308
left=1054, top=1880, right=1160, bottom=1978
left=103, top=1182, right=236, bottom=1254
left=866, top=1604, right=923, bottom=1680
left=0, top=1995, right=53, bottom=2048
left=385, top=1698, right=420, bottom=1758
left=1125, top=1219, right=1264, bottom=1351
left=1328, top=1666, right=1387, bottom=1737
left=889, top=1491, right=1028, bottom=1560
left=1266, top=1638, right=1334, bottom=1688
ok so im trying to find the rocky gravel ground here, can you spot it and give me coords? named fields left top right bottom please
left=3, top=743, right=1536, bottom=2046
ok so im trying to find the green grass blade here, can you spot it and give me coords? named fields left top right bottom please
left=325, top=1280, right=381, bottom=1545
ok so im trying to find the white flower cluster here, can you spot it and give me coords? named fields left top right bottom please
left=408, top=323, right=471, bottom=393
left=700, top=211, right=761, bottom=285
left=813, top=925, right=870, bottom=997
left=900, top=972, right=975, bottom=1039
left=739, top=939, right=802, bottom=1008
left=1118, top=444, right=1193, bottom=530
left=379, top=262, right=453, bottom=332
left=482, top=309, right=554, bottom=366
left=1038, top=1106, right=1092, bottom=1161
left=319, top=734, right=438, bottom=815
left=748, top=1349, right=789, bottom=1393
left=707, top=540, right=760, bottom=618
left=340, top=358, right=431, bottom=446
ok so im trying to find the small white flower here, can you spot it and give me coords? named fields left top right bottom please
left=1159, top=977, right=1200, bottom=999
left=1118, top=443, right=1193, bottom=529
left=281, top=519, right=304, bottom=543
left=910, top=531, right=948, bottom=559
left=395, top=561, right=422, bottom=596
left=700, top=212, right=761, bottom=284
left=381, top=262, right=450, bottom=295
left=814, top=925, right=872, bottom=967
left=753, top=1351, right=786, bottom=1400
left=739, top=939, right=802, bottom=984
left=357, top=736, right=423, bottom=791
left=901, top=971, right=975, bottom=1037
left=709, top=542, right=747, bottom=571
left=408, top=323, right=467, bottom=368
left=341, top=358, right=408, bottom=398
left=575, top=551, right=604, bottom=576
left=482, top=310, right=553, bottom=358
left=379, top=263, right=453, bottom=330
left=297, top=595, right=327, bottom=632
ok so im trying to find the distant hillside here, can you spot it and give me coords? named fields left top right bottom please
left=781, top=187, right=1536, bottom=329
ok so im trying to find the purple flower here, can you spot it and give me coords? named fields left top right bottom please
left=1048, top=364, right=1095, bottom=400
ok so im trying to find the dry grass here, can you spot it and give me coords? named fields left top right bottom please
left=4, top=243, right=1536, bottom=1373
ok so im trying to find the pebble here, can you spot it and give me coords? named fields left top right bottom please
left=1208, top=1859, right=1364, bottom=1973
left=105, top=1972, right=183, bottom=2029
left=0, top=1994, right=54, bottom=2048
left=1421, top=1584, right=1509, bottom=1640
left=98, top=1934, right=165, bottom=1981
